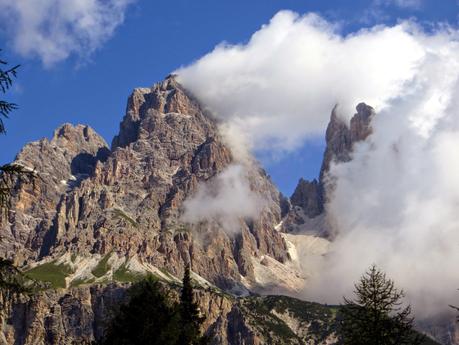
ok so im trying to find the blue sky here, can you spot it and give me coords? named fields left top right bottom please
left=0, top=0, right=458, bottom=195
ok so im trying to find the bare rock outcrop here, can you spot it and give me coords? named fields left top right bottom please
left=290, top=178, right=323, bottom=219
left=0, top=75, right=289, bottom=293
left=1, top=285, right=341, bottom=345
left=283, top=103, right=375, bottom=235
left=0, top=124, right=109, bottom=264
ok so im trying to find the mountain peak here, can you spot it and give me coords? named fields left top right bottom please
left=111, top=76, right=205, bottom=149
left=52, top=123, right=105, bottom=145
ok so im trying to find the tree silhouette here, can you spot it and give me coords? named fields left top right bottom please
left=0, top=257, right=44, bottom=322
left=179, top=265, right=207, bottom=345
left=98, top=268, right=208, bottom=345
left=100, top=276, right=181, bottom=345
left=0, top=50, right=20, bottom=135
left=0, top=50, right=35, bottom=210
left=340, top=264, right=424, bottom=345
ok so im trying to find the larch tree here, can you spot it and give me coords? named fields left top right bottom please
left=340, top=264, right=424, bottom=345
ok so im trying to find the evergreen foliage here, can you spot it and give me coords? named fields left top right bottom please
left=100, top=276, right=181, bottom=345
left=0, top=50, right=34, bottom=210
left=0, top=257, right=44, bottom=315
left=179, top=265, right=207, bottom=345
left=0, top=258, right=33, bottom=294
left=0, top=50, right=20, bottom=135
left=99, top=265, right=207, bottom=345
left=340, top=264, right=424, bottom=345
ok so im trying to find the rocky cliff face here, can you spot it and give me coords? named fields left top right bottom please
left=320, top=102, right=374, bottom=180
left=1, top=284, right=342, bottom=345
left=283, top=103, right=375, bottom=233
left=0, top=76, right=290, bottom=294
left=289, top=179, right=323, bottom=219
left=0, top=124, right=110, bottom=264
left=0, top=76, right=448, bottom=345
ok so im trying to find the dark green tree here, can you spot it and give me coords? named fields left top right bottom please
left=0, top=51, right=34, bottom=210
left=100, top=276, right=181, bottom=345
left=98, top=266, right=209, bottom=345
left=340, top=264, right=424, bottom=345
left=0, top=50, right=20, bottom=135
left=0, top=257, right=34, bottom=294
left=179, top=265, right=207, bottom=345
left=0, top=257, right=44, bottom=319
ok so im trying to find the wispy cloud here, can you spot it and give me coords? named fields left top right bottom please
left=390, top=0, right=422, bottom=8
left=376, top=0, right=422, bottom=9
left=361, top=0, right=422, bottom=24
left=0, top=0, right=134, bottom=67
left=181, top=165, right=262, bottom=235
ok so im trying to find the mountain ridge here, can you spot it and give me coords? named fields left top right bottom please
left=0, top=76, right=450, bottom=345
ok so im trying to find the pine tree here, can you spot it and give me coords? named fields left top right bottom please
left=100, top=276, right=181, bottom=345
left=0, top=50, right=34, bottom=211
left=179, top=265, right=207, bottom=345
left=340, top=264, right=424, bottom=345
left=0, top=50, right=20, bottom=135
left=0, top=258, right=43, bottom=323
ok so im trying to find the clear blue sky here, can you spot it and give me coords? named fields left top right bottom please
left=0, top=0, right=457, bottom=195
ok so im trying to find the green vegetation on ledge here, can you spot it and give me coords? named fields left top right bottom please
left=113, top=263, right=143, bottom=283
left=92, top=253, right=112, bottom=278
left=25, top=261, right=73, bottom=289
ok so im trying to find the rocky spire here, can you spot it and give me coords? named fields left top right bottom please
left=290, top=178, right=323, bottom=218
left=288, top=102, right=375, bottom=221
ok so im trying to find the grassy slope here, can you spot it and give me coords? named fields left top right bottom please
left=22, top=263, right=442, bottom=344
left=25, top=261, right=73, bottom=288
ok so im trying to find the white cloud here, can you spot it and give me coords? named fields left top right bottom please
left=0, top=0, right=134, bottom=66
left=176, top=11, right=425, bottom=155
left=304, top=28, right=459, bottom=317
left=177, top=10, right=459, bottom=318
left=181, top=165, right=262, bottom=235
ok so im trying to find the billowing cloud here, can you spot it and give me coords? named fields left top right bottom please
left=178, top=10, right=459, bottom=318
left=181, top=165, right=262, bottom=234
left=0, top=0, right=133, bottom=66
left=307, top=40, right=459, bottom=316
left=176, top=11, right=425, bottom=154
left=287, top=18, right=459, bottom=317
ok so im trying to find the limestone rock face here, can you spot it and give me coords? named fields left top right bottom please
left=0, top=75, right=288, bottom=292
left=1, top=285, right=341, bottom=345
left=284, top=103, right=375, bottom=233
left=290, top=178, right=323, bottom=219
left=0, top=124, right=109, bottom=263
left=320, top=102, right=375, bottom=180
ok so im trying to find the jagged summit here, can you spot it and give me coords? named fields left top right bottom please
left=283, top=102, right=375, bottom=235
left=111, top=75, right=207, bottom=150
left=321, top=102, right=374, bottom=179
left=52, top=123, right=102, bottom=142
left=1, top=76, right=292, bottom=297
left=2, top=77, right=432, bottom=344
left=290, top=178, right=323, bottom=218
